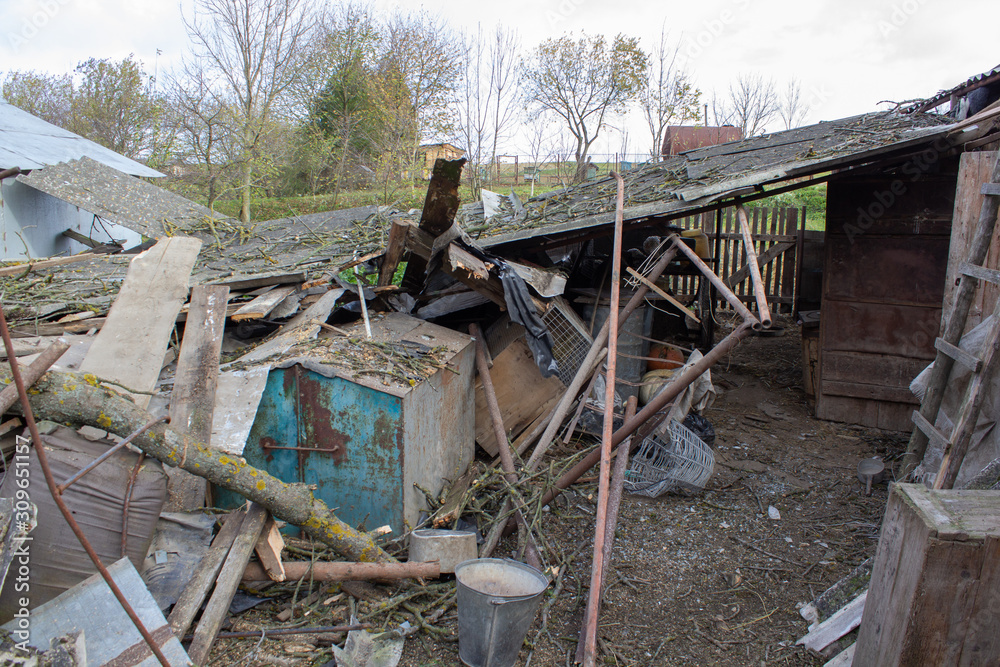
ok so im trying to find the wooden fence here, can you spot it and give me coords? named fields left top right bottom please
left=663, top=206, right=803, bottom=313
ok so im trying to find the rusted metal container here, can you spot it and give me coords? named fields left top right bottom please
left=661, top=126, right=743, bottom=156
left=215, top=313, right=475, bottom=534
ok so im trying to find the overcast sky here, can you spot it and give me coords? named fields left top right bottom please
left=2, top=0, right=997, bottom=157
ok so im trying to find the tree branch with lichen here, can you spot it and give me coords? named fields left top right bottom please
left=1, top=367, right=395, bottom=563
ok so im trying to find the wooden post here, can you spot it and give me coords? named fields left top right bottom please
left=855, top=483, right=1000, bottom=665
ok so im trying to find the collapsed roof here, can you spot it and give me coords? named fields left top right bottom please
left=460, top=111, right=969, bottom=251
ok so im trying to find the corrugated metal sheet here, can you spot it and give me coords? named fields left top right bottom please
left=0, top=100, right=162, bottom=177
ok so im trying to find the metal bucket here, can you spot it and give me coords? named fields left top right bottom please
left=455, top=558, right=548, bottom=667
left=408, top=529, right=478, bottom=573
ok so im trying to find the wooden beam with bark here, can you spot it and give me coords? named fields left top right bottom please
left=0, top=366, right=394, bottom=564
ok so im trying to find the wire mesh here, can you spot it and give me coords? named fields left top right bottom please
left=624, top=419, right=715, bottom=497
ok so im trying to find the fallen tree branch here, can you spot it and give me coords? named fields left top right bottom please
left=0, top=367, right=394, bottom=563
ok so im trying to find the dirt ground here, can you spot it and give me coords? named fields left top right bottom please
left=208, top=314, right=904, bottom=667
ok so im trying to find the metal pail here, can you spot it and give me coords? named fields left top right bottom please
left=455, top=558, right=548, bottom=667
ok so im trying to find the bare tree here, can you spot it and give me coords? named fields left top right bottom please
left=522, top=32, right=648, bottom=183
left=639, top=26, right=702, bottom=159
left=520, top=111, right=556, bottom=197
left=711, top=72, right=779, bottom=137
left=778, top=78, right=808, bottom=130
left=165, top=61, right=235, bottom=209
left=184, top=0, right=324, bottom=224
left=451, top=23, right=522, bottom=197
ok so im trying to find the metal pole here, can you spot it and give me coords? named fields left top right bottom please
left=575, top=395, right=637, bottom=664
left=672, top=235, right=760, bottom=327
left=539, top=321, right=755, bottom=509
left=736, top=205, right=773, bottom=328
left=581, top=171, right=626, bottom=667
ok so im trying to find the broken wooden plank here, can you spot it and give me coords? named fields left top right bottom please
left=188, top=503, right=269, bottom=665
left=443, top=243, right=507, bottom=307
left=253, top=515, right=286, bottom=582
left=431, top=463, right=482, bottom=528
left=242, top=560, right=440, bottom=583
left=401, top=157, right=465, bottom=291
left=474, top=338, right=565, bottom=456
left=10, top=318, right=107, bottom=337
left=0, top=252, right=103, bottom=277
left=208, top=271, right=307, bottom=291
left=798, top=589, right=867, bottom=652
left=378, top=219, right=410, bottom=286
left=167, top=508, right=247, bottom=639
left=231, top=284, right=298, bottom=322
left=79, top=237, right=202, bottom=409
left=236, top=287, right=344, bottom=365
left=508, top=260, right=567, bottom=298
left=165, top=284, right=229, bottom=512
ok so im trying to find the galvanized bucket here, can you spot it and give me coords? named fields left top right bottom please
left=455, top=558, right=548, bottom=667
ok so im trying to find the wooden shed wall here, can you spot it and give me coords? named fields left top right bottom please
left=816, top=166, right=958, bottom=430
left=940, top=151, right=1000, bottom=334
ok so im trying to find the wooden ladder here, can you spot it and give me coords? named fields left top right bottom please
left=904, top=153, right=1000, bottom=489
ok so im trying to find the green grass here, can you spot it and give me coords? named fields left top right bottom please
left=757, top=182, right=827, bottom=230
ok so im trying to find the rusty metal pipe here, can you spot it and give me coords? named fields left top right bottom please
left=581, top=171, right=627, bottom=667
left=57, top=415, right=167, bottom=494
left=539, top=321, right=755, bottom=509
left=0, top=305, right=171, bottom=667
left=575, top=395, right=637, bottom=664
left=671, top=235, right=760, bottom=328
left=0, top=338, right=71, bottom=415
left=470, top=323, right=542, bottom=570
left=736, top=206, right=772, bottom=328
left=524, top=246, right=678, bottom=472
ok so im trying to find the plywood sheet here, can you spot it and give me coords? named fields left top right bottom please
left=474, top=338, right=565, bottom=456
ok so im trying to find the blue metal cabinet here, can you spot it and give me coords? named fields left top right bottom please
left=216, top=313, right=475, bottom=535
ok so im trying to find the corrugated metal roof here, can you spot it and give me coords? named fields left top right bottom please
left=915, top=64, right=1000, bottom=113
left=0, top=100, right=162, bottom=177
